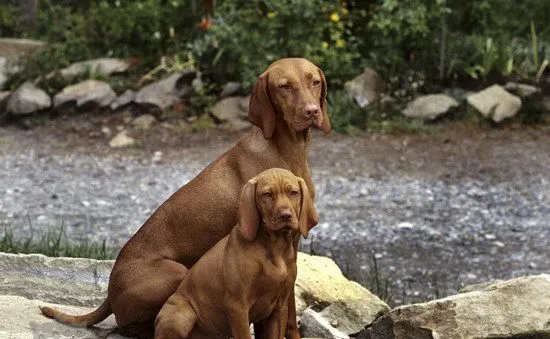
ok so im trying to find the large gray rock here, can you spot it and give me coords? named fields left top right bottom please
left=0, top=295, right=129, bottom=339
left=110, top=89, right=136, bottom=110
left=504, top=82, right=540, bottom=98
left=344, top=68, right=386, bottom=108
left=51, top=58, right=130, bottom=80
left=6, top=82, right=51, bottom=116
left=135, top=72, right=194, bottom=111
left=301, top=308, right=349, bottom=339
left=364, top=274, right=550, bottom=339
left=0, top=253, right=111, bottom=307
left=53, top=80, right=117, bottom=109
left=402, top=94, right=459, bottom=120
left=211, top=96, right=250, bottom=131
left=296, top=253, right=390, bottom=336
left=467, top=84, right=522, bottom=122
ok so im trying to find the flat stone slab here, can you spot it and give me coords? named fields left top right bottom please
left=0, top=295, right=128, bottom=339
left=0, top=253, right=111, bottom=307
left=364, top=274, right=550, bottom=339
left=0, top=252, right=387, bottom=338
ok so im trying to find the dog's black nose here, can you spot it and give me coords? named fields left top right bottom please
left=303, top=104, right=320, bottom=119
left=279, top=211, right=292, bottom=222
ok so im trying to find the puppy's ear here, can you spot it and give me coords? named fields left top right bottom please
left=297, top=179, right=319, bottom=239
left=237, top=178, right=260, bottom=241
left=248, top=74, right=275, bottom=139
left=317, top=68, right=331, bottom=134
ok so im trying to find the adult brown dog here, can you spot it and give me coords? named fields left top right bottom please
left=155, top=168, right=318, bottom=339
left=40, top=58, right=331, bottom=339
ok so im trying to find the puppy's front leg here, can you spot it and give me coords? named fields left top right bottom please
left=224, top=297, right=252, bottom=339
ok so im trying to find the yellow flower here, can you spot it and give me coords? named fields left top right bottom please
left=342, top=8, right=349, bottom=15
left=335, top=39, right=345, bottom=48
left=322, top=41, right=329, bottom=49
left=330, top=12, right=340, bottom=22
left=267, top=11, right=278, bottom=18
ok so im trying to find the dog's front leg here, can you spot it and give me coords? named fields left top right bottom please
left=224, top=298, right=252, bottom=339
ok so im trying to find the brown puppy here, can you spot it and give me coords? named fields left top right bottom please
left=155, top=168, right=318, bottom=339
left=40, top=58, right=330, bottom=339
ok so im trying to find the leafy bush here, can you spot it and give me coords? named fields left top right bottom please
left=188, top=0, right=360, bottom=90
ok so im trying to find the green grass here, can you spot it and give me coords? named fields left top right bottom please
left=0, top=225, right=117, bottom=260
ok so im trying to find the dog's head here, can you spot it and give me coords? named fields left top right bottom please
left=248, top=58, right=331, bottom=139
left=237, top=168, right=319, bottom=241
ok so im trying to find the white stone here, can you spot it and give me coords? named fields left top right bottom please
left=54, top=80, right=116, bottom=108
left=131, top=114, right=157, bottom=131
left=6, top=82, right=51, bottom=116
left=109, top=131, right=137, bottom=148
left=467, top=85, right=522, bottom=122
left=51, top=58, right=129, bottom=80
left=402, top=94, right=459, bottom=120
left=344, top=68, right=385, bottom=108
left=365, top=274, right=550, bottom=339
left=110, top=89, right=136, bottom=110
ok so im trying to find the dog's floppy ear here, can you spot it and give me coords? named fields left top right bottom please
left=297, top=178, right=319, bottom=239
left=248, top=74, right=275, bottom=139
left=317, top=67, right=331, bottom=134
left=237, top=178, right=260, bottom=241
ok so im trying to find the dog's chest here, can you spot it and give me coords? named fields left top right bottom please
left=248, top=259, right=296, bottom=321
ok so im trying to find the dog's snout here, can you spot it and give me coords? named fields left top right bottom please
left=278, top=208, right=293, bottom=222
left=303, top=104, right=320, bottom=119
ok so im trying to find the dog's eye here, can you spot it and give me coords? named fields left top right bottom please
left=312, top=80, right=321, bottom=87
left=290, top=190, right=299, bottom=197
left=278, top=84, right=292, bottom=90
left=262, top=192, right=273, bottom=198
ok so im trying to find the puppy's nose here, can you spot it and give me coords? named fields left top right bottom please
left=303, top=104, right=320, bottom=119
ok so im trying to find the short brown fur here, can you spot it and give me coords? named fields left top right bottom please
left=154, top=169, right=318, bottom=339
left=40, top=58, right=330, bottom=339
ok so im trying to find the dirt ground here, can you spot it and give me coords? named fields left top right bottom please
left=1, top=112, right=549, bottom=305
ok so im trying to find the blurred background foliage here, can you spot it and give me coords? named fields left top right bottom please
left=1, top=0, right=548, bottom=87
left=1, top=0, right=549, bottom=131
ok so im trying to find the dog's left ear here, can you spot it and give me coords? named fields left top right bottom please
left=297, top=179, right=319, bottom=239
left=237, top=178, right=260, bottom=241
left=317, top=67, right=331, bottom=134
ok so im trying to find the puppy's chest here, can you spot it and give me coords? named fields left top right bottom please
left=249, top=260, right=296, bottom=321
left=260, top=257, right=297, bottom=286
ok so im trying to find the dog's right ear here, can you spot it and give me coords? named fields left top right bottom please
left=248, top=74, right=275, bottom=140
left=237, top=178, right=260, bottom=241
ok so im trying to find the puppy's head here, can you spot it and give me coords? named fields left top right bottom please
left=248, top=58, right=331, bottom=139
left=237, top=168, right=319, bottom=241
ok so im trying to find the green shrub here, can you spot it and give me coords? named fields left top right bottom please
left=190, top=0, right=361, bottom=90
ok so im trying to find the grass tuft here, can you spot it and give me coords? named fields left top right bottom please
left=0, top=224, right=117, bottom=260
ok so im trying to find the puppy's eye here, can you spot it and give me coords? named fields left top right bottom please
left=312, top=80, right=321, bottom=87
left=278, top=84, right=292, bottom=90
left=262, top=192, right=273, bottom=198
left=290, top=190, right=299, bottom=197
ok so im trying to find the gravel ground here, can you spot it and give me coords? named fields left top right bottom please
left=1, top=117, right=549, bottom=306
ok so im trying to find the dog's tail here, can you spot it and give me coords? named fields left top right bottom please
left=40, top=297, right=112, bottom=326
